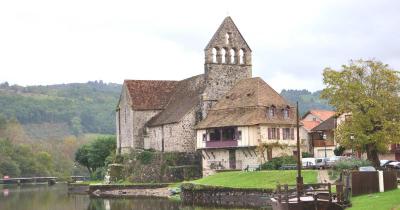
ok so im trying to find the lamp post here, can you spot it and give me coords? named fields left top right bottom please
left=350, top=134, right=355, bottom=157
left=323, top=133, right=327, bottom=158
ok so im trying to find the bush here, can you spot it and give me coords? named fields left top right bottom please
left=261, top=156, right=297, bottom=170
left=302, top=152, right=313, bottom=158
left=334, top=146, right=346, bottom=156
left=333, top=158, right=371, bottom=171
left=137, top=150, right=154, bottom=164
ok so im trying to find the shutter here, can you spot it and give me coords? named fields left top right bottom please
left=291, top=128, right=295, bottom=140
left=268, top=128, right=271, bottom=139
left=277, top=128, right=280, bottom=140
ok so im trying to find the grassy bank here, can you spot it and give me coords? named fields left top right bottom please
left=348, top=188, right=400, bottom=210
left=191, top=170, right=317, bottom=189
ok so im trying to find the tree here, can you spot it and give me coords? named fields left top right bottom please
left=75, top=144, right=92, bottom=173
left=321, top=59, right=400, bottom=167
left=74, top=136, right=116, bottom=174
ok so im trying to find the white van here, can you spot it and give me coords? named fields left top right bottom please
left=302, top=158, right=316, bottom=168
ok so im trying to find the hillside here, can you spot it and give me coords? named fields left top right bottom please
left=0, top=82, right=333, bottom=140
left=0, top=81, right=121, bottom=140
left=280, top=89, right=333, bottom=116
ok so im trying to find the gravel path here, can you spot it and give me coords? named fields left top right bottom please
left=317, top=170, right=334, bottom=184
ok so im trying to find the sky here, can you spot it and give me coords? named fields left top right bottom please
left=1, top=0, right=399, bottom=92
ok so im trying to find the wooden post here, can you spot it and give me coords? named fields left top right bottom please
left=284, top=184, right=289, bottom=203
left=277, top=184, right=282, bottom=203
left=296, top=101, right=303, bottom=202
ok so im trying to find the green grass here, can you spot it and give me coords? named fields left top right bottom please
left=348, top=188, right=400, bottom=210
left=191, top=170, right=317, bottom=189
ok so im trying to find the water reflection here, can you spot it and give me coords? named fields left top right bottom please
left=0, top=184, right=253, bottom=210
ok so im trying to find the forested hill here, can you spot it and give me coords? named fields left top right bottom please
left=0, top=81, right=122, bottom=139
left=280, top=89, right=334, bottom=115
left=0, top=81, right=332, bottom=140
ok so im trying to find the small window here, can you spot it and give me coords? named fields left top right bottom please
left=283, top=109, right=289, bottom=119
left=268, top=106, right=276, bottom=117
left=312, top=117, right=317, bottom=121
left=202, top=133, right=207, bottom=142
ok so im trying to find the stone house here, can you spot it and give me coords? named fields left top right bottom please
left=196, top=78, right=300, bottom=176
left=116, top=16, right=252, bottom=154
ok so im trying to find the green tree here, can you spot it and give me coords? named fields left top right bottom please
left=75, top=145, right=92, bottom=173
left=74, top=136, right=116, bottom=175
left=321, top=59, right=400, bottom=167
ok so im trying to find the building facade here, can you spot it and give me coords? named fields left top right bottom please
left=116, top=17, right=252, bottom=154
left=196, top=78, right=299, bottom=176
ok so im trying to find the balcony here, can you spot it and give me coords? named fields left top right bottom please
left=206, top=140, right=238, bottom=148
left=313, top=139, right=335, bottom=147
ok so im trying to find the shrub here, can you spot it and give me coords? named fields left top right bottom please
left=302, top=152, right=313, bottom=158
left=333, top=158, right=371, bottom=171
left=137, top=150, right=154, bottom=164
left=261, top=155, right=297, bottom=170
left=334, top=146, right=346, bottom=156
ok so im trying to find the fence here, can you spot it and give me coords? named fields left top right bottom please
left=350, top=171, right=397, bottom=196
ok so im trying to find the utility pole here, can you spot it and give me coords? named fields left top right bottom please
left=296, top=101, right=303, bottom=202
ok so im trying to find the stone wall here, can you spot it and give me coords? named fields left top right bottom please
left=146, top=107, right=199, bottom=152
left=117, top=85, right=134, bottom=153
left=181, top=183, right=273, bottom=208
left=132, top=110, right=160, bottom=149
left=123, top=151, right=202, bottom=183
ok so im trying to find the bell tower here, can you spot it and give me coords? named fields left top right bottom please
left=202, top=17, right=252, bottom=117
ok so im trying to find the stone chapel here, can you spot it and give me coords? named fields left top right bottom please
left=116, top=17, right=252, bottom=153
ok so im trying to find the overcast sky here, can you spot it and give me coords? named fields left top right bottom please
left=1, top=0, right=399, bottom=92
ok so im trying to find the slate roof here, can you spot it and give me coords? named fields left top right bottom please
left=196, top=77, right=296, bottom=129
left=311, top=116, right=336, bottom=131
left=124, top=80, right=178, bottom=110
left=147, top=74, right=205, bottom=127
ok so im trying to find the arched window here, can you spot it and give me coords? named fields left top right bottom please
left=225, top=33, right=230, bottom=44
left=212, top=48, right=217, bottom=63
left=239, top=49, right=244, bottom=64
left=221, top=48, right=226, bottom=63
left=230, top=49, right=236, bottom=64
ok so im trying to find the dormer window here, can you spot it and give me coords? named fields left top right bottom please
left=268, top=106, right=276, bottom=117
left=283, top=108, right=289, bottom=119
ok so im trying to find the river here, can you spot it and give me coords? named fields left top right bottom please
left=0, top=184, right=253, bottom=210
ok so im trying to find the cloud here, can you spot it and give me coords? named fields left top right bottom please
left=0, top=0, right=399, bottom=92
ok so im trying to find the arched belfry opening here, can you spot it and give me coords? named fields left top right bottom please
left=204, top=16, right=252, bottom=66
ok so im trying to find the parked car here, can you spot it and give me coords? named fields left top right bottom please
left=359, top=166, right=376, bottom=172
left=302, top=158, right=316, bottom=168
left=315, top=157, right=329, bottom=169
left=385, top=161, right=400, bottom=169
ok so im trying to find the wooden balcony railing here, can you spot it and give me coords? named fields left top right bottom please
left=206, top=140, right=238, bottom=148
left=313, top=140, right=335, bottom=147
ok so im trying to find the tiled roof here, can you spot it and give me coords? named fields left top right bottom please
left=124, top=80, right=178, bottom=110
left=196, top=77, right=296, bottom=129
left=301, top=120, right=321, bottom=132
left=305, top=110, right=336, bottom=121
left=147, top=74, right=205, bottom=127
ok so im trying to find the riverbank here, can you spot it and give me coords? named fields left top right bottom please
left=68, top=182, right=177, bottom=198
